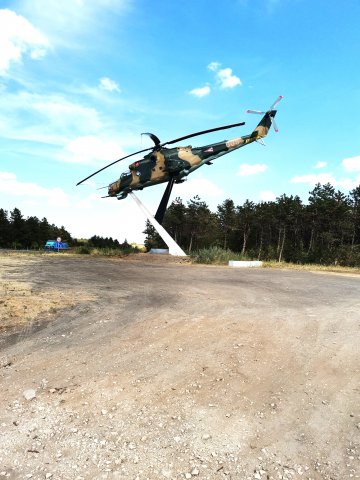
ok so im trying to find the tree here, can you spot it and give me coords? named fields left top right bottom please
left=185, top=196, right=217, bottom=252
left=0, top=209, right=10, bottom=247
left=252, top=201, right=276, bottom=260
left=39, top=217, right=51, bottom=244
left=274, top=194, right=303, bottom=262
left=236, top=200, right=256, bottom=256
left=143, top=220, right=166, bottom=250
left=349, top=185, right=360, bottom=247
left=9, top=208, right=25, bottom=249
left=23, top=216, right=41, bottom=249
left=216, top=199, right=236, bottom=250
left=307, top=183, right=352, bottom=263
left=163, top=197, right=187, bottom=246
left=139, top=182, right=360, bottom=266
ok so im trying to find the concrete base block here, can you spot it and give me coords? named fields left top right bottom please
left=228, top=260, right=263, bottom=268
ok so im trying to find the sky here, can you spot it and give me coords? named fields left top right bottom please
left=1, top=0, right=360, bottom=243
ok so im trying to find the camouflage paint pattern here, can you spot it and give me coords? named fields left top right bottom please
left=108, top=110, right=276, bottom=199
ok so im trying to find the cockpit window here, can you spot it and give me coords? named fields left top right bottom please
left=121, top=171, right=131, bottom=177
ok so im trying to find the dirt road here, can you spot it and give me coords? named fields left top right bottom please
left=0, top=254, right=359, bottom=479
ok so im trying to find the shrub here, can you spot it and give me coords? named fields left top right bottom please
left=75, top=245, right=92, bottom=254
left=191, top=246, right=250, bottom=264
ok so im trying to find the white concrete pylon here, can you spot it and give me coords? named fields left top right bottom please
left=129, top=192, right=187, bottom=256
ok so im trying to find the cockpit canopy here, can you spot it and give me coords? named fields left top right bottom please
left=129, top=153, right=156, bottom=171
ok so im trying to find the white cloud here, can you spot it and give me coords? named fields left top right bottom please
left=291, top=173, right=336, bottom=185
left=290, top=172, right=360, bottom=190
left=237, top=163, right=268, bottom=176
left=61, top=135, right=124, bottom=165
left=260, top=190, right=276, bottom=202
left=338, top=176, right=360, bottom=190
left=99, top=77, right=121, bottom=93
left=0, top=9, right=49, bottom=75
left=190, top=64, right=241, bottom=98
left=68, top=196, right=146, bottom=242
left=207, top=61, right=220, bottom=72
left=216, top=68, right=241, bottom=89
left=0, top=91, right=102, bottom=144
left=189, top=85, right=211, bottom=98
left=0, top=171, right=70, bottom=206
left=314, top=161, right=327, bottom=169
left=342, top=156, right=360, bottom=172
left=17, top=0, right=131, bottom=50
left=0, top=171, right=146, bottom=242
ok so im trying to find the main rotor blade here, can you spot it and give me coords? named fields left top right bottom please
left=141, top=132, right=161, bottom=147
left=76, top=121, right=246, bottom=186
left=76, top=147, right=153, bottom=186
left=162, top=122, right=245, bottom=146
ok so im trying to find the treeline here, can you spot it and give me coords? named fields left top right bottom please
left=88, top=235, right=131, bottom=249
left=145, top=183, right=360, bottom=266
left=0, top=208, right=73, bottom=249
left=0, top=208, right=131, bottom=251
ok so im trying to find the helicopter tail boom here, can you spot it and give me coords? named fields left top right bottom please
left=251, top=110, right=277, bottom=140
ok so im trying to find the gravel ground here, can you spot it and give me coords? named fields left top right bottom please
left=0, top=254, right=359, bottom=480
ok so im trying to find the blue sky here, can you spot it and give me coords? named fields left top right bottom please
left=1, top=0, right=360, bottom=242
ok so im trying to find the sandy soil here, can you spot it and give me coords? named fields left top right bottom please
left=0, top=253, right=359, bottom=480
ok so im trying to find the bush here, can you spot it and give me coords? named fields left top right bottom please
left=191, top=246, right=250, bottom=264
left=75, top=245, right=92, bottom=254
left=73, top=245, right=140, bottom=256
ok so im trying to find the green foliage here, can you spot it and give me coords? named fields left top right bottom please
left=191, top=246, right=249, bottom=264
left=75, top=245, right=92, bottom=254
left=73, top=245, right=139, bottom=256
left=217, top=199, right=237, bottom=250
left=143, top=220, right=167, bottom=250
left=144, top=182, right=360, bottom=267
left=88, top=235, right=127, bottom=249
left=0, top=208, right=73, bottom=249
left=0, top=208, right=135, bottom=256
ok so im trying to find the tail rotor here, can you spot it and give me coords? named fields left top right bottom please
left=246, top=95, right=283, bottom=133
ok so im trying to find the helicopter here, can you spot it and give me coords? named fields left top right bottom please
left=77, top=96, right=283, bottom=225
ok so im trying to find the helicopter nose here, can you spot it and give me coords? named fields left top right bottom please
left=108, top=180, right=120, bottom=196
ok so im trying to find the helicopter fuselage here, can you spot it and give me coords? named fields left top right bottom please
left=108, top=114, right=273, bottom=199
left=76, top=97, right=282, bottom=226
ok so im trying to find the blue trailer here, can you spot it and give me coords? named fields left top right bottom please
left=44, top=240, right=69, bottom=251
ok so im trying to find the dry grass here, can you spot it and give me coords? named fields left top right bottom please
left=0, top=255, right=95, bottom=334
left=263, top=261, right=360, bottom=275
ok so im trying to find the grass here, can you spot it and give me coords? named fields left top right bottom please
left=0, top=247, right=140, bottom=257
left=263, top=261, right=360, bottom=274
left=190, top=246, right=250, bottom=264
left=73, top=246, right=139, bottom=256
left=1, top=248, right=360, bottom=274
left=190, top=247, right=360, bottom=274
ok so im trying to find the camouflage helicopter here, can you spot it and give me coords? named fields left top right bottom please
left=77, top=96, right=282, bottom=224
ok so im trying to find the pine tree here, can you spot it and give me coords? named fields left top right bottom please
left=0, top=209, right=10, bottom=247
left=217, top=199, right=236, bottom=250
left=9, top=208, right=25, bottom=249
